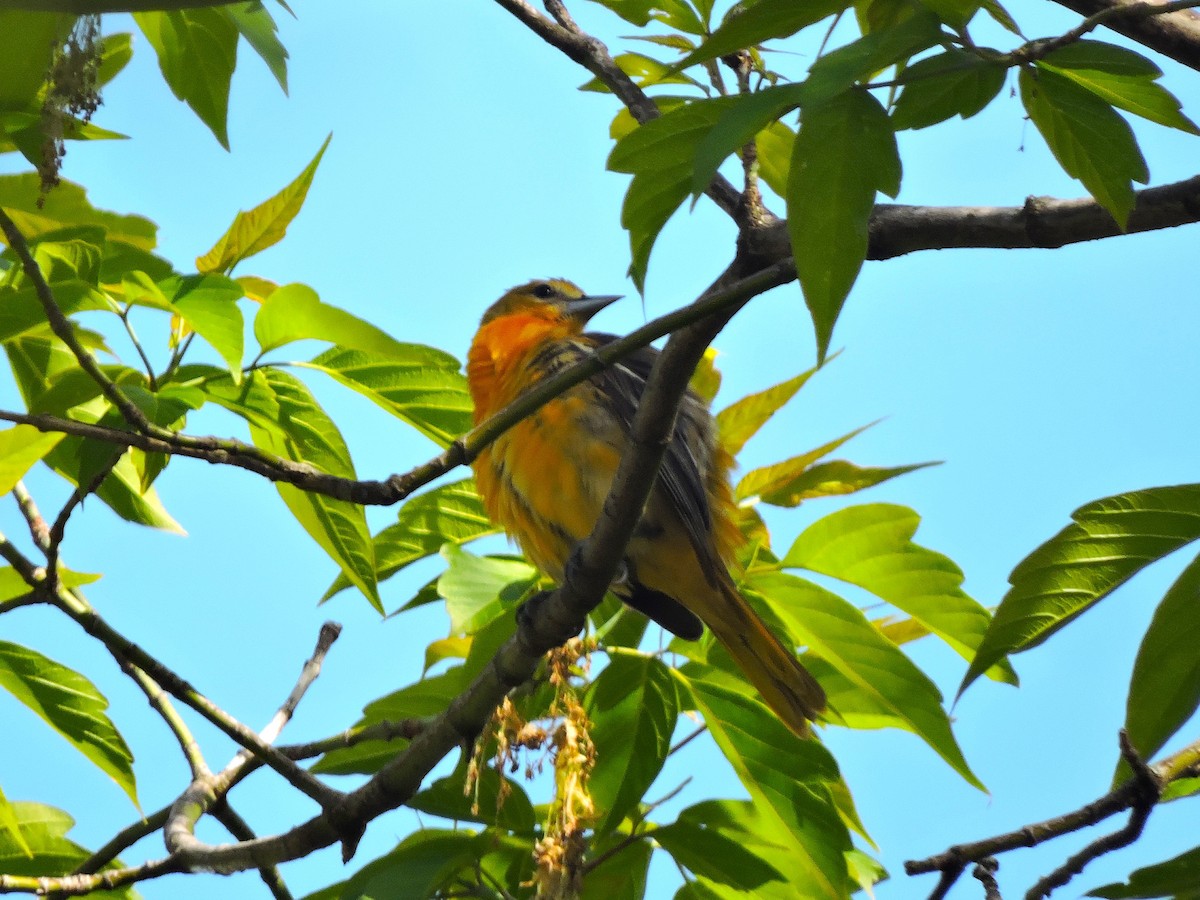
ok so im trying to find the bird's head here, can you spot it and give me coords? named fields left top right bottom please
left=480, top=279, right=621, bottom=328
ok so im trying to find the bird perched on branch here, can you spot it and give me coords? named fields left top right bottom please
left=466, top=278, right=825, bottom=736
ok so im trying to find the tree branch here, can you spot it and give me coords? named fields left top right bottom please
left=491, top=0, right=746, bottom=221
left=907, top=730, right=1180, bottom=898
left=1052, top=0, right=1200, bottom=72
left=0, top=208, right=151, bottom=434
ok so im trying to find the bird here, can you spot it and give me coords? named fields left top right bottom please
left=466, top=278, right=826, bottom=736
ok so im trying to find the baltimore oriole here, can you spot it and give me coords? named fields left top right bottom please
left=467, top=279, right=825, bottom=735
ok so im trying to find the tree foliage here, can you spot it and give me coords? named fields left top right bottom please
left=0, top=1, right=1199, bottom=898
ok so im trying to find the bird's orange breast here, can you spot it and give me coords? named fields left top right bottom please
left=467, top=313, right=624, bottom=580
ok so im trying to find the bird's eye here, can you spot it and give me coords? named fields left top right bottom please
left=531, top=283, right=556, bottom=299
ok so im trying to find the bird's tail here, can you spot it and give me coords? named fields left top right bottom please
left=703, top=579, right=826, bottom=737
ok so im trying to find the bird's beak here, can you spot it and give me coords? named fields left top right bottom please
left=567, top=293, right=622, bottom=323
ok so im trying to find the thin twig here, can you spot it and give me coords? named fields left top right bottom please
left=121, top=659, right=209, bottom=778
left=0, top=208, right=151, bottom=433
left=11, top=482, right=50, bottom=553
left=45, top=452, right=121, bottom=591
left=210, top=802, right=295, bottom=900
left=974, top=858, right=1002, bottom=900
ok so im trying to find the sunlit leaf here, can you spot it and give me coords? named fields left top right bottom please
left=962, top=484, right=1200, bottom=695
left=0, top=11, right=71, bottom=112
left=586, top=653, right=678, bottom=835
left=1119, top=551, right=1200, bottom=782
left=788, top=89, right=899, bottom=361
left=0, top=786, right=30, bottom=859
left=759, top=459, right=936, bottom=505
left=716, top=365, right=816, bottom=455
left=1040, top=41, right=1199, bottom=135
left=437, top=544, right=537, bottom=635
left=323, top=479, right=497, bottom=601
left=160, top=273, right=245, bottom=377
left=0, top=802, right=136, bottom=898
left=0, top=642, right=137, bottom=807
left=748, top=571, right=983, bottom=788
left=0, top=175, right=156, bottom=249
left=134, top=8, right=238, bottom=149
left=785, top=504, right=1014, bottom=681
left=224, top=1, right=289, bottom=94
left=1020, top=65, right=1147, bottom=227
left=755, top=120, right=794, bottom=197
left=196, top=135, right=329, bottom=274
left=681, top=670, right=852, bottom=899
left=299, top=344, right=473, bottom=447
left=205, top=368, right=378, bottom=608
left=735, top=423, right=872, bottom=502
left=253, top=283, right=415, bottom=358
left=0, top=425, right=63, bottom=495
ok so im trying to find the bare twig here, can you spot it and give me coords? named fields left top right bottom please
left=0, top=208, right=151, bottom=433
left=122, top=659, right=209, bottom=779
left=1014, top=0, right=1200, bottom=63
left=11, top=482, right=50, bottom=553
left=210, top=802, right=295, bottom=900
left=908, top=730, right=1181, bottom=898
left=491, top=0, right=746, bottom=219
left=45, top=452, right=121, bottom=591
left=974, top=858, right=1002, bottom=900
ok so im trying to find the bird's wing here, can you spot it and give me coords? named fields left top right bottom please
left=585, top=333, right=725, bottom=585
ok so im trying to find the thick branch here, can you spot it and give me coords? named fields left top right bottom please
left=1052, top=0, right=1200, bottom=72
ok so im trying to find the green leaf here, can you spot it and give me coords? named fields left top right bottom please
left=690, top=84, right=807, bottom=200
left=253, top=282, right=415, bottom=358
left=299, top=343, right=473, bottom=448
left=0, top=425, right=63, bottom=495
left=891, top=49, right=1007, bottom=130
left=758, top=459, right=936, bottom=505
left=0, top=802, right=136, bottom=898
left=0, top=567, right=97, bottom=604
left=0, top=12, right=72, bottom=112
left=312, top=669, right=466, bottom=775
left=197, top=135, right=329, bottom=274
left=0, top=174, right=156, bottom=249
left=608, top=98, right=737, bottom=289
left=0, top=786, right=31, bottom=859
left=335, top=828, right=486, bottom=899
left=586, top=653, right=678, bottom=835
left=801, top=10, right=943, bottom=104
left=654, top=816, right=784, bottom=890
left=582, top=52, right=702, bottom=92
left=716, top=365, right=816, bottom=455
left=755, top=120, right=795, bottom=197
left=961, top=484, right=1200, bottom=695
left=784, top=504, right=1015, bottom=682
left=206, top=368, right=379, bottom=609
left=581, top=832, right=653, bottom=899
left=735, top=422, right=873, bottom=502
left=323, top=479, right=497, bottom=601
left=161, top=273, right=245, bottom=377
left=1088, top=845, right=1200, bottom=898
left=1019, top=65, right=1148, bottom=228
left=678, top=0, right=849, bottom=68
left=1119, top=551, right=1200, bottom=781
left=788, top=88, right=899, bottom=361
left=134, top=8, right=238, bottom=149
left=747, top=571, right=983, bottom=788
left=681, top=671, right=852, bottom=899
left=0, top=641, right=137, bottom=808
left=223, top=1, right=288, bottom=94
left=44, top=438, right=185, bottom=533
left=584, top=0, right=705, bottom=32
left=409, top=759, right=536, bottom=834
left=1040, top=40, right=1199, bottom=135
left=437, top=544, right=537, bottom=635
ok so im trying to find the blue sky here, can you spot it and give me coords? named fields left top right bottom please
left=3, top=2, right=1200, bottom=898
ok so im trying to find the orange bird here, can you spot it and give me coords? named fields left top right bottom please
left=467, top=278, right=825, bottom=735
